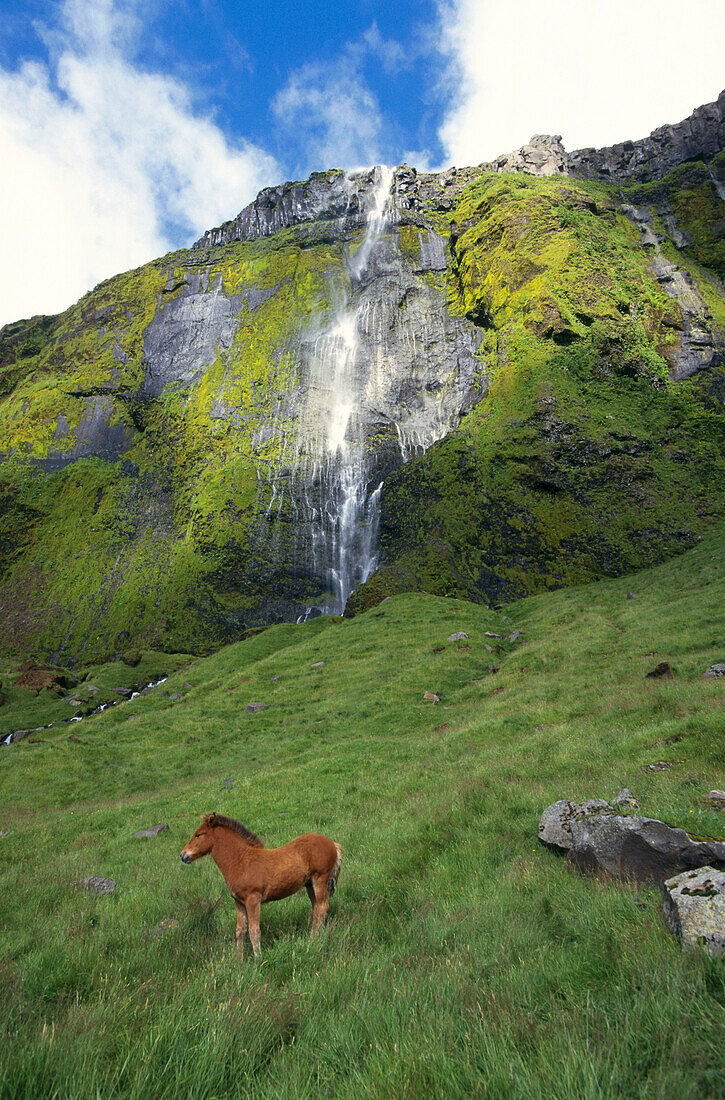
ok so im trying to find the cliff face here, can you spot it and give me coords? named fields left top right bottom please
left=1, top=98, right=724, bottom=662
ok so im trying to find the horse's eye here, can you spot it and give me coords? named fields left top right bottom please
left=194, top=832, right=200, bottom=838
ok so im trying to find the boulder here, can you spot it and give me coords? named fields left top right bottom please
left=703, top=663, right=725, bottom=678
left=132, top=824, right=169, bottom=839
left=538, top=799, right=614, bottom=852
left=7, top=729, right=33, bottom=744
left=311, top=661, right=325, bottom=669
left=568, top=814, right=725, bottom=884
left=613, top=788, right=640, bottom=811
left=79, top=876, right=116, bottom=895
left=447, top=632, right=469, bottom=642
left=508, top=630, right=521, bottom=642
left=662, top=866, right=725, bottom=956
left=706, top=791, right=725, bottom=810
left=485, top=632, right=501, bottom=639
left=245, top=702, right=265, bottom=713
left=646, top=661, right=674, bottom=679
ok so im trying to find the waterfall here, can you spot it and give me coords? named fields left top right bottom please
left=286, top=165, right=395, bottom=615
left=257, top=162, right=478, bottom=620
left=707, top=164, right=725, bottom=202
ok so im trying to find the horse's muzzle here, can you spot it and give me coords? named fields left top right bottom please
left=180, top=852, right=191, bottom=863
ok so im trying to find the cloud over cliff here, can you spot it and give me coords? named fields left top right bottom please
left=0, top=0, right=278, bottom=326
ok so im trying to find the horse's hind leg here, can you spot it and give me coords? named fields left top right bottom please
left=308, top=875, right=329, bottom=936
left=235, top=901, right=247, bottom=957
left=245, top=894, right=262, bottom=957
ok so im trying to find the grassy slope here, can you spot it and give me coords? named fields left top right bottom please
left=0, top=525, right=723, bottom=1098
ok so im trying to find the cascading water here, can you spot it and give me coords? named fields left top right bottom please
left=257, top=162, right=481, bottom=620
left=707, top=164, right=725, bottom=202
left=298, top=165, right=394, bottom=614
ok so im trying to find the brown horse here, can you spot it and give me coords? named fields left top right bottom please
left=181, top=812, right=342, bottom=957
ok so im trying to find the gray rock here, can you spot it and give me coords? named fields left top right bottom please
left=114, top=687, right=134, bottom=698
left=538, top=799, right=614, bottom=852
left=142, top=271, right=247, bottom=396
left=168, top=693, right=184, bottom=702
left=245, top=702, right=265, bottom=713
left=447, top=632, right=469, bottom=641
left=508, top=630, right=521, bottom=642
left=270, top=675, right=280, bottom=683
left=7, top=729, right=32, bottom=743
left=311, top=661, right=325, bottom=669
left=485, top=632, right=501, bottom=639
left=132, top=824, right=169, bottom=839
left=613, top=789, right=640, bottom=811
left=662, top=866, right=725, bottom=956
left=569, top=814, right=725, bottom=884
left=484, top=644, right=493, bottom=653
left=80, top=876, right=116, bottom=895
left=706, top=790, right=725, bottom=810
left=704, top=664, right=725, bottom=678
left=489, top=134, right=569, bottom=178
left=569, top=90, right=725, bottom=184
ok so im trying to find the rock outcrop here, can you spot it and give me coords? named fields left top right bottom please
left=539, top=798, right=725, bottom=885
left=1, top=93, right=724, bottom=660
left=662, top=866, right=725, bottom=956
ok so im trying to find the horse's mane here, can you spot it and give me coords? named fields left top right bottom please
left=203, top=812, right=264, bottom=847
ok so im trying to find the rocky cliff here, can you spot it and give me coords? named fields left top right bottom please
left=1, top=95, right=724, bottom=662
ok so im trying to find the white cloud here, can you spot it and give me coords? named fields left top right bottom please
left=437, top=0, right=725, bottom=167
left=272, top=59, right=384, bottom=173
left=271, top=24, right=410, bottom=175
left=0, top=0, right=278, bottom=327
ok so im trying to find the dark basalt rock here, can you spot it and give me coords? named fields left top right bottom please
left=568, top=814, right=725, bottom=884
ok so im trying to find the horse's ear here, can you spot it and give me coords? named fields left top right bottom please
left=203, top=812, right=218, bottom=827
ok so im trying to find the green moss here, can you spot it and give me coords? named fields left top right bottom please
left=348, top=171, right=725, bottom=613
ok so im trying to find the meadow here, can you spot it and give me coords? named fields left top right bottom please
left=0, top=527, right=723, bottom=1099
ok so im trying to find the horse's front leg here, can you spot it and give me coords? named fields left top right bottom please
left=235, top=901, right=247, bottom=957
left=245, top=894, right=262, bottom=957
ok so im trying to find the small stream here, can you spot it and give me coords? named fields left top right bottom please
left=2, top=676, right=168, bottom=746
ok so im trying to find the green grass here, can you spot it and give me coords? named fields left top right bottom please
left=0, top=527, right=724, bottom=1098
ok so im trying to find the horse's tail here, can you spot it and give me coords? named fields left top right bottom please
left=328, top=843, right=342, bottom=896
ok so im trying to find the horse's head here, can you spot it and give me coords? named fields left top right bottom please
left=180, top=813, right=218, bottom=863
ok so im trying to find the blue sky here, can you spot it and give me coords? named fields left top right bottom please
left=1, top=0, right=724, bottom=324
